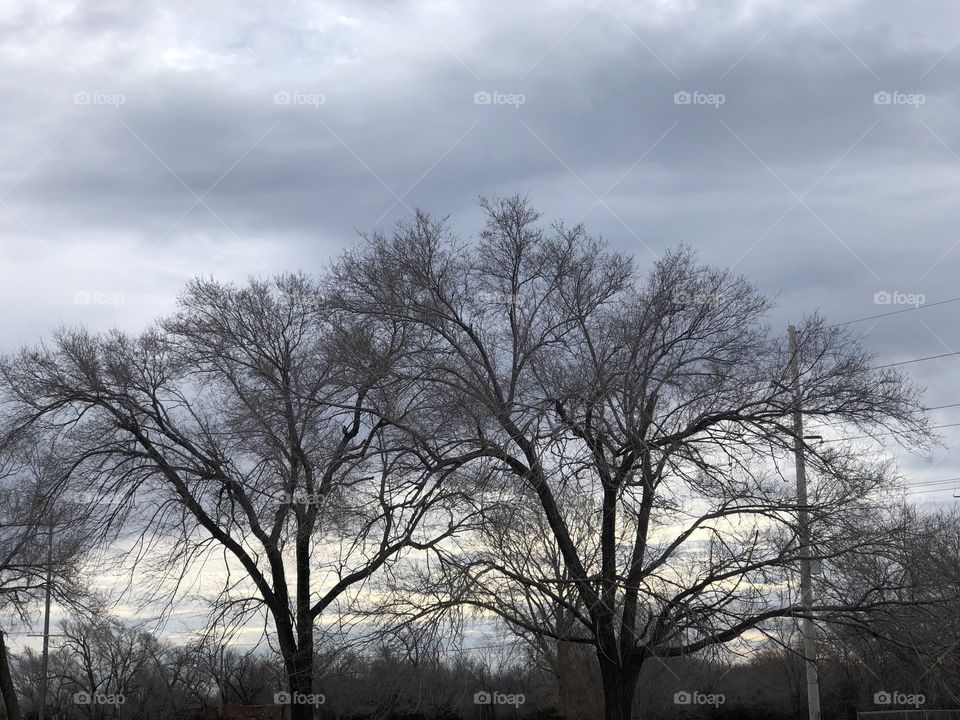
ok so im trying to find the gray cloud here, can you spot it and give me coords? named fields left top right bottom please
left=2, top=0, right=960, bottom=494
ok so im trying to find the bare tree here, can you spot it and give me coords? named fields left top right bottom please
left=0, top=274, right=465, bottom=720
left=328, top=195, right=935, bottom=720
left=57, top=615, right=158, bottom=720
left=0, top=439, right=96, bottom=720
left=439, top=485, right=598, bottom=717
left=820, top=504, right=960, bottom=707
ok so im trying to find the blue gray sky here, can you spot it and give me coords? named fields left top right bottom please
left=2, top=0, right=960, bottom=501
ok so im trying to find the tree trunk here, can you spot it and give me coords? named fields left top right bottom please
left=287, top=646, right=315, bottom=720
left=599, top=658, right=640, bottom=720
left=0, top=629, right=21, bottom=720
left=275, top=618, right=315, bottom=720
left=556, top=639, right=572, bottom=717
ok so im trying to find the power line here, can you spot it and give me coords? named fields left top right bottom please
left=805, top=401, right=960, bottom=432
left=828, top=296, right=960, bottom=328
left=921, top=402, right=960, bottom=412
left=905, top=485, right=960, bottom=497
left=901, top=477, right=960, bottom=496
left=818, top=422, right=960, bottom=444
left=903, top=476, right=960, bottom=489
left=875, top=351, right=960, bottom=370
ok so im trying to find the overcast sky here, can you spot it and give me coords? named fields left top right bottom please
left=2, top=0, right=960, bottom=501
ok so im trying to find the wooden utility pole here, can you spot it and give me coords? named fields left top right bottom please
left=788, top=325, right=822, bottom=720
left=38, top=521, right=53, bottom=720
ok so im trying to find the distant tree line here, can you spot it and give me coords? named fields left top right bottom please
left=3, top=562, right=960, bottom=720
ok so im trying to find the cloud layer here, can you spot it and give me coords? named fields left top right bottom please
left=2, top=0, right=960, bottom=498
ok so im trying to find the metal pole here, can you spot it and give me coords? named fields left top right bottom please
left=38, top=522, right=53, bottom=720
left=788, top=325, right=822, bottom=720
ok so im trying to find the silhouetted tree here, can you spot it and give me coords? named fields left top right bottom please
left=0, top=275, right=467, bottom=720
left=328, top=195, right=935, bottom=720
